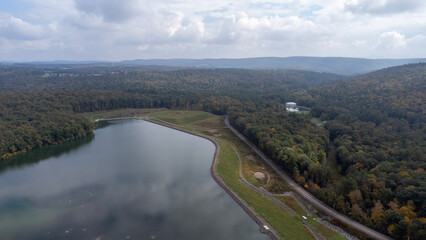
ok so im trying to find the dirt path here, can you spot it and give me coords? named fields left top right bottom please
left=326, top=141, right=343, bottom=181
left=303, top=221, right=326, bottom=240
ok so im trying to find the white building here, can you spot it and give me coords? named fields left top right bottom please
left=285, top=102, right=299, bottom=112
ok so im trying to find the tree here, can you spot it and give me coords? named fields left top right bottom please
left=342, top=177, right=358, bottom=194
left=350, top=203, right=366, bottom=222
left=371, top=201, right=384, bottom=223
left=393, top=220, right=408, bottom=239
left=348, top=189, right=363, bottom=205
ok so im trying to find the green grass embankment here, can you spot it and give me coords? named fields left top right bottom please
left=215, top=138, right=314, bottom=239
left=149, top=111, right=213, bottom=125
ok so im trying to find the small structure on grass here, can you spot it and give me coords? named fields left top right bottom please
left=285, top=102, right=299, bottom=112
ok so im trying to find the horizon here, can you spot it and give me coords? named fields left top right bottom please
left=1, top=0, right=426, bottom=61
left=2, top=55, right=426, bottom=64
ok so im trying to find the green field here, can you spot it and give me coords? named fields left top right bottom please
left=276, top=196, right=307, bottom=215
left=149, top=110, right=213, bottom=125
left=77, top=108, right=165, bottom=121
left=215, top=138, right=314, bottom=239
left=311, top=117, right=322, bottom=124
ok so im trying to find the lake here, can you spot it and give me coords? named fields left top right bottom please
left=0, top=119, right=269, bottom=240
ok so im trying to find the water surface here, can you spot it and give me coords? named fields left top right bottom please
left=0, top=119, right=268, bottom=240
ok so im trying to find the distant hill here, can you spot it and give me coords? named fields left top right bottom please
left=308, top=63, right=426, bottom=121
left=0, top=67, right=344, bottom=93
left=7, top=57, right=425, bottom=75
left=119, top=57, right=426, bottom=75
left=305, top=63, right=425, bottom=142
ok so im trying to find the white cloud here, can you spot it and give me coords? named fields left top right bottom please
left=74, top=0, right=141, bottom=23
left=0, top=14, right=45, bottom=40
left=407, top=34, right=426, bottom=49
left=353, top=40, right=367, bottom=47
left=0, top=0, right=425, bottom=61
left=344, top=0, right=426, bottom=15
left=376, top=31, right=407, bottom=49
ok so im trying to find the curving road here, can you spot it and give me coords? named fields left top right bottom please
left=225, top=116, right=392, bottom=240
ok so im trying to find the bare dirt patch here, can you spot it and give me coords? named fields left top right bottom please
left=245, top=155, right=256, bottom=161
left=254, top=172, right=266, bottom=180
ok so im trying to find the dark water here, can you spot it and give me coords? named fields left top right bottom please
left=0, top=119, right=268, bottom=240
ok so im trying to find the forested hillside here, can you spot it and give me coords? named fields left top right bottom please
left=0, top=67, right=340, bottom=160
left=222, top=63, right=426, bottom=239
left=121, top=57, right=426, bottom=75
left=0, top=90, right=205, bottom=159
left=0, top=67, right=342, bottom=93
left=0, top=63, right=425, bottom=239
left=229, top=108, right=331, bottom=187
left=301, top=63, right=425, bottom=239
left=5, top=57, right=425, bottom=75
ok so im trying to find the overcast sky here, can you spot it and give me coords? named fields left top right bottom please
left=1, top=0, right=425, bottom=61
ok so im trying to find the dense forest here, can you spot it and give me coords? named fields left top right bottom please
left=306, top=64, right=426, bottom=239
left=1, top=67, right=341, bottom=158
left=0, top=63, right=425, bottom=239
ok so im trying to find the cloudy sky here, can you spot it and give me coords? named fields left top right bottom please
left=1, top=0, right=425, bottom=61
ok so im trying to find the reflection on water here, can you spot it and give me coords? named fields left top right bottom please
left=0, top=135, right=94, bottom=174
left=0, top=119, right=269, bottom=240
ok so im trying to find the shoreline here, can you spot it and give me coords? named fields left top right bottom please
left=100, top=117, right=282, bottom=240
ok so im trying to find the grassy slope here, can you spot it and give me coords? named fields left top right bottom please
left=215, top=138, right=313, bottom=239
left=149, top=111, right=213, bottom=125
left=76, top=108, right=165, bottom=121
